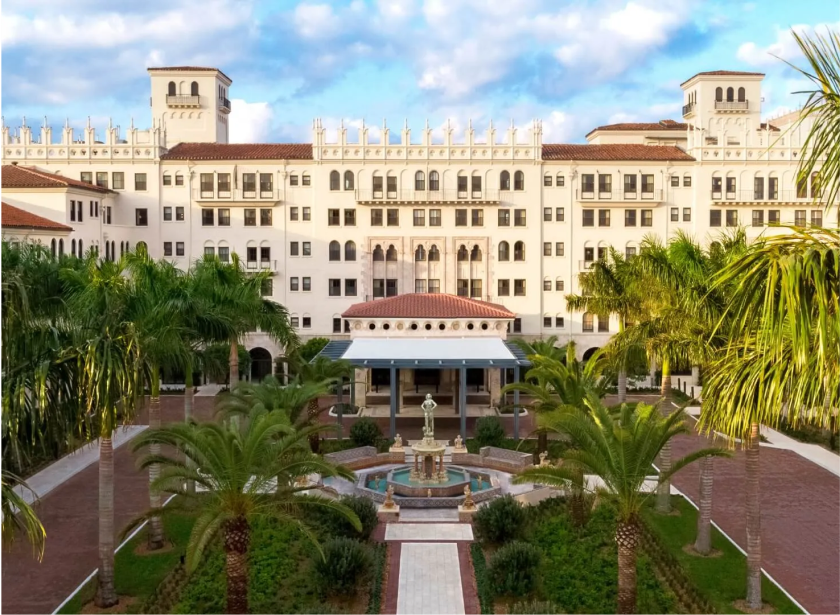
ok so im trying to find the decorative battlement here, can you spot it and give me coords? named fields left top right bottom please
left=2, top=116, right=166, bottom=162
left=312, top=118, right=545, bottom=162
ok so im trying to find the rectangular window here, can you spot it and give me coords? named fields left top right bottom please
left=112, top=172, right=124, bottom=190
left=200, top=173, right=214, bottom=196
left=290, top=174, right=299, bottom=186
left=135, top=173, right=147, bottom=191
left=302, top=316, right=311, bottom=329
left=175, top=174, right=184, bottom=186
left=164, top=242, right=173, bottom=257
left=428, top=279, right=441, bottom=293
left=95, top=172, right=108, bottom=189
left=582, top=210, right=594, bottom=227
left=641, top=209, right=653, bottom=227
left=260, top=247, right=270, bottom=264
left=556, top=207, right=565, bottom=221
left=290, top=207, right=299, bottom=221
left=768, top=210, right=780, bottom=224
left=514, top=279, right=526, bottom=296
left=725, top=210, right=738, bottom=227
left=726, top=177, right=737, bottom=196
left=754, top=177, right=765, bottom=200
left=543, top=242, right=552, bottom=257
left=683, top=176, right=692, bottom=187
left=261, top=279, right=273, bottom=297
left=671, top=207, right=679, bottom=222
left=769, top=177, right=779, bottom=200
left=626, top=247, right=637, bottom=259
left=752, top=210, right=764, bottom=227
left=543, top=279, right=552, bottom=292
left=373, top=279, right=385, bottom=298
left=302, top=242, right=311, bottom=256
left=259, top=173, right=273, bottom=196
left=303, top=277, right=311, bottom=291
left=670, top=175, right=680, bottom=187
left=413, top=209, right=425, bottom=226
left=244, top=209, right=256, bottom=226
left=598, top=209, right=610, bottom=227
left=457, top=279, right=469, bottom=297
left=371, top=209, right=383, bottom=226
left=513, top=318, right=522, bottom=333
left=498, top=279, right=510, bottom=296
left=386, top=279, right=398, bottom=297
left=498, top=210, right=510, bottom=226
left=598, top=315, right=609, bottom=333
left=106, top=206, right=112, bottom=224
left=218, top=208, right=231, bottom=226
left=303, top=207, right=311, bottom=221
left=583, top=313, right=594, bottom=332
left=247, top=247, right=257, bottom=264
left=455, top=209, right=468, bottom=226
left=514, top=209, right=526, bottom=226
left=291, top=316, right=299, bottom=328
left=471, top=209, right=484, bottom=226
left=797, top=177, right=807, bottom=199
left=624, top=175, right=637, bottom=195
left=429, top=209, right=441, bottom=227
left=625, top=209, right=636, bottom=226
left=372, top=175, right=383, bottom=197
left=290, top=277, right=299, bottom=291
left=243, top=173, right=256, bottom=195
left=810, top=210, right=822, bottom=227
left=163, top=207, right=173, bottom=221
left=204, top=247, right=215, bottom=257
left=457, top=176, right=468, bottom=198
left=544, top=315, right=552, bottom=328
left=386, top=176, right=397, bottom=197
left=328, top=208, right=341, bottom=226
left=598, top=174, right=612, bottom=194
left=683, top=207, right=691, bottom=222
left=333, top=318, right=342, bottom=333
left=710, top=210, right=722, bottom=227
left=302, top=174, right=311, bottom=186
left=387, top=209, right=399, bottom=226
left=136, top=208, right=148, bottom=226
left=472, top=175, right=482, bottom=196
left=544, top=175, right=553, bottom=187
left=261, top=208, right=273, bottom=226
left=345, top=279, right=357, bottom=296
left=344, top=209, right=356, bottom=226
left=290, top=242, right=299, bottom=256
left=173, top=206, right=184, bottom=221
left=176, top=242, right=185, bottom=257
left=555, top=316, right=565, bottom=328
left=581, top=174, right=595, bottom=193
left=556, top=242, right=564, bottom=256
left=641, top=174, right=654, bottom=194
left=218, top=247, right=230, bottom=263
left=557, top=176, right=565, bottom=187
left=329, top=279, right=341, bottom=297
left=81, top=172, right=93, bottom=184
left=555, top=279, right=565, bottom=291
left=544, top=207, right=552, bottom=222
left=415, top=279, right=427, bottom=293
left=217, top=173, right=231, bottom=194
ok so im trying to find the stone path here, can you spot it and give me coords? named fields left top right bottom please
left=385, top=523, right=473, bottom=542
left=397, top=543, right=465, bottom=614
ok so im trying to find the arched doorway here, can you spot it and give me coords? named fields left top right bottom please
left=249, top=347, right=273, bottom=382
left=582, top=347, right=601, bottom=362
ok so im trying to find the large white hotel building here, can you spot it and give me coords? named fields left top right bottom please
left=1, top=66, right=833, bottom=373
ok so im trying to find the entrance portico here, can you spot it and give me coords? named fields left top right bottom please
left=316, top=294, right=530, bottom=440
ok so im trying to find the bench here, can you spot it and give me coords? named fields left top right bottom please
left=478, top=446, right=533, bottom=472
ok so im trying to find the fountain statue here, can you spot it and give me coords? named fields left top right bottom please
left=393, top=434, right=403, bottom=449
left=421, top=394, right=437, bottom=441
left=409, top=394, right=447, bottom=483
left=539, top=451, right=549, bottom=467
left=463, top=485, right=476, bottom=509
left=453, top=434, right=465, bottom=451
left=383, top=485, right=396, bottom=509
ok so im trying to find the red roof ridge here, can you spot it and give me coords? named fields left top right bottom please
left=680, top=70, right=765, bottom=86
left=162, top=142, right=313, bottom=161
left=147, top=66, right=232, bottom=83
left=542, top=143, right=693, bottom=162
left=342, top=294, right=514, bottom=319
left=585, top=120, right=688, bottom=138
left=2, top=164, right=114, bottom=194
left=2, top=202, right=72, bottom=231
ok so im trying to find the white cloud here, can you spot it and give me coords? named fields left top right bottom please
left=293, top=3, right=339, bottom=39
left=229, top=100, right=274, bottom=143
left=737, top=22, right=840, bottom=67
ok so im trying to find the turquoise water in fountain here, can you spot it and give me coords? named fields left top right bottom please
left=365, top=467, right=492, bottom=493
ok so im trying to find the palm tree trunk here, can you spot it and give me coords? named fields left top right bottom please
left=617, top=368, right=627, bottom=404
left=745, top=421, right=762, bottom=609
left=656, top=359, right=673, bottom=513
left=147, top=370, right=164, bottom=550
left=223, top=516, right=251, bottom=614
left=616, top=519, right=640, bottom=614
left=229, top=338, right=239, bottom=389
left=184, top=366, right=195, bottom=495
left=95, top=434, right=118, bottom=608
left=308, top=398, right=321, bottom=453
left=694, top=455, right=713, bottom=555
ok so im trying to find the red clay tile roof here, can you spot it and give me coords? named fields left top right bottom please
left=680, top=70, right=765, bottom=86
left=541, top=144, right=694, bottom=161
left=342, top=294, right=514, bottom=319
left=2, top=202, right=71, bottom=231
left=147, top=66, right=232, bottom=82
left=2, top=164, right=114, bottom=194
left=760, top=122, right=780, bottom=132
left=162, top=142, right=313, bottom=161
left=586, top=119, right=688, bottom=138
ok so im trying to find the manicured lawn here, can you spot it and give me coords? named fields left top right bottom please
left=642, top=496, right=804, bottom=614
left=58, top=513, right=196, bottom=614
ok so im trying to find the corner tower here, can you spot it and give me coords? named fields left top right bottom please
left=147, top=66, right=232, bottom=148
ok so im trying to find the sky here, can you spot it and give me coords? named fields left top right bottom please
left=2, top=0, right=838, bottom=145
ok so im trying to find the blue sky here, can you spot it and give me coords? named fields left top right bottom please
left=2, top=0, right=837, bottom=144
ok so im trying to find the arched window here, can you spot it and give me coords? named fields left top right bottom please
left=470, top=245, right=482, bottom=261
left=415, top=245, right=426, bottom=261
left=344, top=240, right=356, bottom=261
left=120, top=241, right=124, bottom=256
left=429, top=244, right=440, bottom=261
left=457, top=245, right=469, bottom=261
left=415, top=171, right=425, bottom=191
left=582, top=312, right=594, bottom=332
left=811, top=172, right=821, bottom=198
left=79, top=239, right=84, bottom=256
left=715, top=87, right=723, bottom=102
left=726, top=87, right=734, bottom=102
left=168, top=81, right=176, bottom=96
left=514, top=171, right=525, bottom=191
left=544, top=173, right=552, bottom=187
left=105, top=241, right=110, bottom=261
left=58, top=239, right=64, bottom=257
left=373, top=245, right=384, bottom=261
left=429, top=171, right=440, bottom=191
left=111, top=241, right=115, bottom=260
left=737, top=87, right=746, bottom=102
left=500, top=170, right=510, bottom=190
left=191, top=81, right=199, bottom=96
left=344, top=171, right=354, bottom=190
left=329, top=240, right=341, bottom=261
left=302, top=172, right=310, bottom=186
left=72, top=239, right=77, bottom=257
left=386, top=245, right=398, bottom=261
left=498, top=241, right=510, bottom=261
left=136, top=241, right=147, bottom=252
left=329, top=170, right=340, bottom=191
left=124, top=241, right=128, bottom=253
left=514, top=241, right=525, bottom=261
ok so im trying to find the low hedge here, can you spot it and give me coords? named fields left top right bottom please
left=366, top=543, right=387, bottom=614
left=470, top=542, right=494, bottom=614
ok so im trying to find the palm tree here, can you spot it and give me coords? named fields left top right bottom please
left=217, top=378, right=331, bottom=428
left=516, top=398, right=728, bottom=614
left=62, top=258, right=141, bottom=608
left=1, top=470, right=46, bottom=560
left=130, top=408, right=360, bottom=614
left=566, top=248, right=643, bottom=403
left=510, top=335, right=566, bottom=361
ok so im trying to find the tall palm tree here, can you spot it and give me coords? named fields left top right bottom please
left=1, top=470, right=46, bottom=561
left=566, top=248, right=643, bottom=403
left=130, top=409, right=360, bottom=614
left=62, top=258, right=141, bottom=608
left=217, top=378, right=331, bottom=428
left=510, top=335, right=566, bottom=361
left=516, top=398, right=728, bottom=614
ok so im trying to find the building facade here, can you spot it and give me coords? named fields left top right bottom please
left=2, top=67, right=834, bottom=367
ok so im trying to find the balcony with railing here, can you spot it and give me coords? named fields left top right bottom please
left=246, top=259, right=278, bottom=270
left=166, top=95, right=200, bottom=107
left=195, top=188, right=278, bottom=202
left=714, top=100, right=749, bottom=111
left=682, top=102, right=695, bottom=117
left=354, top=189, right=501, bottom=204
left=576, top=189, right=663, bottom=202
left=710, top=190, right=813, bottom=203
left=220, top=97, right=231, bottom=113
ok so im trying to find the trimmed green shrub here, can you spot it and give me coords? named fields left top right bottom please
left=313, top=537, right=373, bottom=596
left=488, top=541, right=541, bottom=597
left=473, top=495, right=525, bottom=545
left=338, top=495, right=380, bottom=541
left=470, top=543, right=494, bottom=614
left=509, top=599, right=563, bottom=614
left=475, top=416, right=505, bottom=448
left=366, top=543, right=387, bottom=614
left=350, top=417, right=383, bottom=447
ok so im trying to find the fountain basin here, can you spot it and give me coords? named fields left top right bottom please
left=363, top=465, right=494, bottom=498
